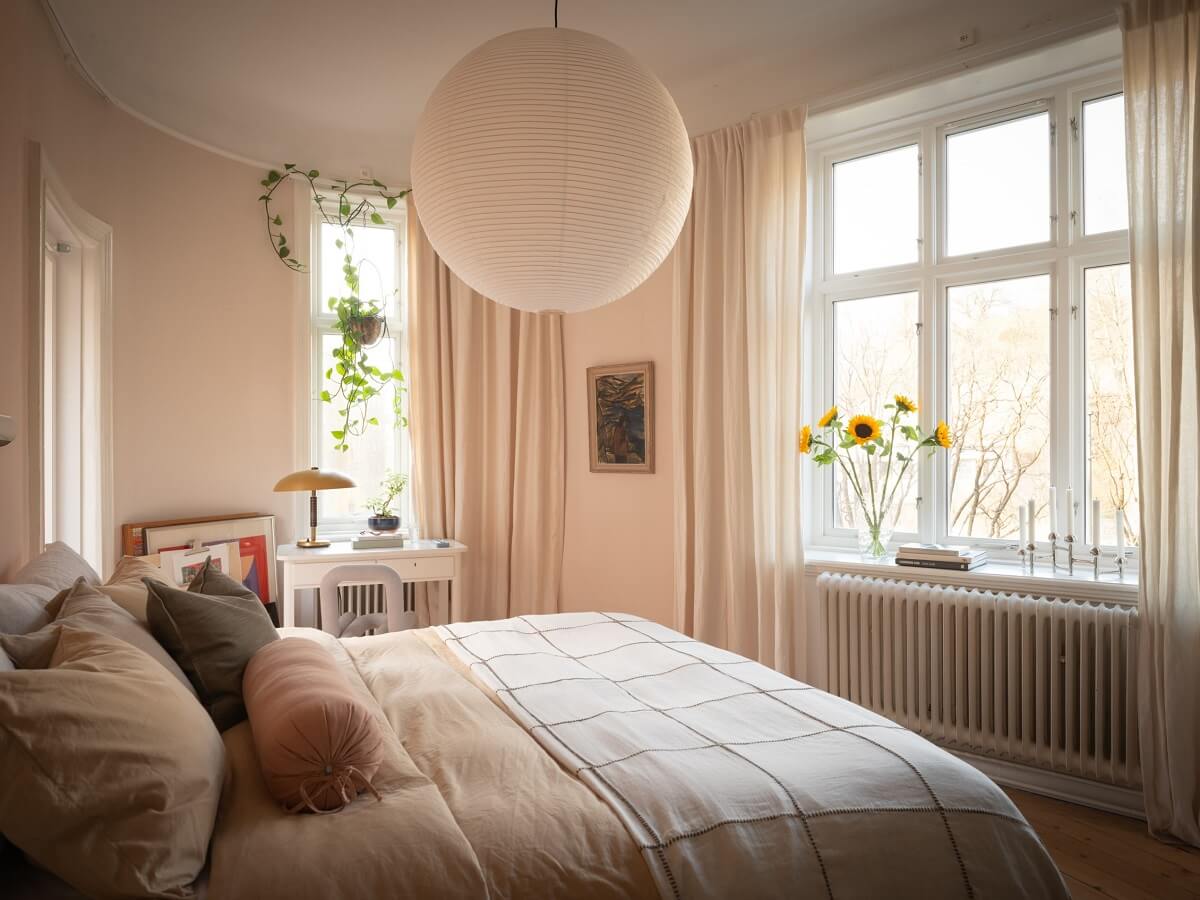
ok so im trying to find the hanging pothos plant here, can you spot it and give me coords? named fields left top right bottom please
left=259, top=164, right=411, bottom=451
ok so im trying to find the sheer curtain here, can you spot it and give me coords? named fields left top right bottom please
left=1122, top=0, right=1200, bottom=845
left=406, top=197, right=566, bottom=624
left=672, top=109, right=807, bottom=675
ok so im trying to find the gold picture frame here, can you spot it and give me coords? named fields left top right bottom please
left=587, top=361, right=654, bottom=473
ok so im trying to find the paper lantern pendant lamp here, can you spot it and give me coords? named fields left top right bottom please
left=411, top=27, right=693, bottom=314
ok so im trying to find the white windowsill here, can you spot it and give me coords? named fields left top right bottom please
left=804, top=547, right=1138, bottom=606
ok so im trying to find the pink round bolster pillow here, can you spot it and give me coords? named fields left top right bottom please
left=242, top=638, right=384, bottom=813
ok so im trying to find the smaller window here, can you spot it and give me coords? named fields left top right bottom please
left=311, top=216, right=410, bottom=533
left=832, top=291, right=920, bottom=532
left=832, top=144, right=919, bottom=274
left=945, top=111, right=1051, bottom=257
left=1084, top=263, right=1139, bottom=547
left=946, top=274, right=1052, bottom=540
left=1082, top=94, right=1129, bottom=236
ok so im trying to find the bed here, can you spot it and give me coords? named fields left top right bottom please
left=201, top=612, right=1067, bottom=899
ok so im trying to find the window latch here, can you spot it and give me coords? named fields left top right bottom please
left=1069, top=116, right=1079, bottom=141
left=915, top=322, right=924, bottom=336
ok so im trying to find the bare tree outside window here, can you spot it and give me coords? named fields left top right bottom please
left=833, top=292, right=919, bottom=532
left=947, top=275, right=1052, bottom=539
left=1085, top=263, right=1140, bottom=546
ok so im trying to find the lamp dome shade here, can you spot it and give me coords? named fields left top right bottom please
left=273, top=467, right=356, bottom=492
left=410, top=27, right=694, bottom=314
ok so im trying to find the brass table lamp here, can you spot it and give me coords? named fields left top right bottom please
left=273, top=466, right=355, bottom=548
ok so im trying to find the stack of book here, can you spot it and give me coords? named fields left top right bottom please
left=895, top=543, right=989, bottom=571
left=351, top=531, right=406, bottom=551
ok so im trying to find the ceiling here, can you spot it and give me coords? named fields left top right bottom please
left=47, top=0, right=1115, bottom=185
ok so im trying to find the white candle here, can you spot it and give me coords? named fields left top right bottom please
left=1092, top=499, right=1101, bottom=546
left=1066, top=487, right=1074, bottom=536
left=1019, top=504, right=1028, bottom=546
left=1027, top=498, right=1036, bottom=543
left=1048, top=487, right=1057, bottom=534
left=1116, top=508, right=1125, bottom=554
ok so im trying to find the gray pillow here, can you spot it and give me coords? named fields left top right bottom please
left=144, top=576, right=278, bottom=732
left=12, top=542, right=100, bottom=592
left=0, top=646, right=12, bottom=673
left=0, top=583, right=58, bottom=635
left=0, top=578, right=195, bottom=697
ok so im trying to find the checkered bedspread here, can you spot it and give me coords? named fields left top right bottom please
left=436, top=612, right=1067, bottom=900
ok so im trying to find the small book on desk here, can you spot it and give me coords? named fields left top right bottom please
left=351, top=532, right=407, bottom=550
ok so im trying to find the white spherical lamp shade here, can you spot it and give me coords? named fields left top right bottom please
left=411, top=27, right=693, bottom=313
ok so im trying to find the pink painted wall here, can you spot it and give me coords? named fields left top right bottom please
left=0, top=0, right=298, bottom=577
left=0, top=0, right=680, bottom=621
left=560, top=260, right=676, bottom=627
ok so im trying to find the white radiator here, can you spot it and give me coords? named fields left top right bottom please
left=817, top=573, right=1141, bottom=789
left=333, top=582, right=414, bottom=633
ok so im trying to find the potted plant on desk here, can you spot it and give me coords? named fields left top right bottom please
left=365, top=471, right=409, bottom=534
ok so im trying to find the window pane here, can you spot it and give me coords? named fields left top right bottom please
left=833, top=145, right=919, bottom=273
left=1083, top=94, right=1128, bottom=235
left=317, top=333, right=406, bottom=523
left=947, top=275, right=1051, bottom=539
left=946, top=112, right=1051, bottom=256
left=833, top=291, right=919, bottom=532
left=1085, top=263, right=1139, bottom=547
left=320, top=222, right=398, bottom=318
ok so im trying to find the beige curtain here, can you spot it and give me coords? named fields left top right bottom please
left=407, top=197, right=565, bottom=624
left=1122, top=0, right=1200, bottom=846
left=672, top=109, right=807, bottom=675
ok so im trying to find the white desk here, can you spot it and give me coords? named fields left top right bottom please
left=276, top=539, right=467, bottom=627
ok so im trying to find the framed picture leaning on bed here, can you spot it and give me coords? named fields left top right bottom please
left=141, top=515, right=278, bottom=605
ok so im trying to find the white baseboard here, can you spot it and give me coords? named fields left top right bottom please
left=949, top=748, right=1146, bottom=820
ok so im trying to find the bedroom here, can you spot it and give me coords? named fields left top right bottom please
left=0, top=0, right=1197, bottom=897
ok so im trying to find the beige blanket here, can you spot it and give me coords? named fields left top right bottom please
left=207, top=627, right=657, bottom=899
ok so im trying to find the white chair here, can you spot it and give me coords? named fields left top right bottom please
left=317, top=564, right=416, bottom=637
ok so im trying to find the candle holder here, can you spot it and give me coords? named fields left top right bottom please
left=1095, top=547, right=1133, bottom=582
left=1018, top=530, right=1061, bottom=573
left=1018, top=529, right=1132, bottom=581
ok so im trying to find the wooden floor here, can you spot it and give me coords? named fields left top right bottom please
left=1006, top=788, right=1200, bottom=899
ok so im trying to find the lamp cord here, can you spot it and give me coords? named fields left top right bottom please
left=554, top=0, right=558, bottom=27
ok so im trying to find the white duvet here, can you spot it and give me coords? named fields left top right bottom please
left=437, top=611, right=1069, bottom=900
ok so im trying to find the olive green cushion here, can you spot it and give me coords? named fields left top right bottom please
left=144, top=573, right=278, bottom=732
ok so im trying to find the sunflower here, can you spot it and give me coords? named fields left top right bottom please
left=894, top=394, right=918, bottom=414
left=935, top=420, right=953, bottom=449
left=847, top=415, right=882, bottom=445
left=798, top=426, right=813, bottom=454
left=818, top=405, right=839, bottom=428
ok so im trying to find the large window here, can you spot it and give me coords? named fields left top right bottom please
left=309, top=208, right=410, bottom=535
left=813, top=76, right=1138, bottom=555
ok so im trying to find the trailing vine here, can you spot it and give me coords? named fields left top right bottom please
left=259, top=164, right=411, bottom=451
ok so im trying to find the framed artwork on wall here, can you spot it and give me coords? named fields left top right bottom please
left=140, top=514, right=277, bottom=604
left=587, top=361, right=654, bottom=473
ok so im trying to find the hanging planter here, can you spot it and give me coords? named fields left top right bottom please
left=346, top=312, right=385, bottom=348
left=258, top=165, right=411, bottom=451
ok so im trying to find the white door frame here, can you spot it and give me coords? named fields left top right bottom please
left=25, top=142, right=115, bottom=572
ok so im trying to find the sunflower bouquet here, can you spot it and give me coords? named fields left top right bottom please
left=799, top=395, right=952, bottom=558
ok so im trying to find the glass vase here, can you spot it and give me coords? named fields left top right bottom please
left=856, top=521, right=894, bottom=561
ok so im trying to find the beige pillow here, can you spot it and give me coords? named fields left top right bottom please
left=0, top=627, right=224, bottom=898
left=0, top=578, right=196, bottom=697
left=100, top=555, right=169, bottom=621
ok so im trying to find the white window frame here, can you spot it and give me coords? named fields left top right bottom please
left=307, top=197, right=411, bottom=539
left=808, top=67, right=1134, bottom=565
